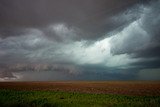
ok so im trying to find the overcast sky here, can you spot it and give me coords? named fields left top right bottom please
left=0, top=0, right=160, bottom=81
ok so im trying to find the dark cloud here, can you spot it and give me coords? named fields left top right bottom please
left=0, top=0, right=141, bottom=40
left=110, top=0, right=160, bottom=56
left=137, top=68, right=160, bottom=80
left=108, top=0, right=160, bottom=81
left=131, top=46, right=160, bottom=59
left=0, top=0, right=160, bottom=81
left=0, top=0, right=139, bottom=26
left=132, top=59, right=160, bottom=70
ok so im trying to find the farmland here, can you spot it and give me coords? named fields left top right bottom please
left=0, top=81, right=160, bottom=107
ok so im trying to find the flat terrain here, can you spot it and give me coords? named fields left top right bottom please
left=0, top=81, right=160, bottom=96
left=0, top=81, right=160, bottom=107
left=1, top=89, right=160, bottom=107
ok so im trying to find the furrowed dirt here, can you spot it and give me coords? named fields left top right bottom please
left=0, top=81, right=160, bottom=96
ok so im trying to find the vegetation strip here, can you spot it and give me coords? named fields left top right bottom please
left=0, top=89, right=160, bottom=107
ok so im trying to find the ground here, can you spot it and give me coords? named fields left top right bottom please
left=0, top=81, right=160, bottom=96
left=0, top=81, right=160, bottom=107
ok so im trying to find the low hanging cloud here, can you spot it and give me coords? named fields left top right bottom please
left=138, top=68, right=160, bottom=80
left=0, top=27, right=137, bottom=67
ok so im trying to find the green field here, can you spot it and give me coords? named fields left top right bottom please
left=0, top=89, right=160, bottom=107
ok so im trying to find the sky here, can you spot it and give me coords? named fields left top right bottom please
left=0, top=0, right=160, bottom=81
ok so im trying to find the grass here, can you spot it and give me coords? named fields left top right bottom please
left=0, top=89, right=160, bottom=107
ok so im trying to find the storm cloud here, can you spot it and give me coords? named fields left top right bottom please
left=0, top=0, right=160, bottom=81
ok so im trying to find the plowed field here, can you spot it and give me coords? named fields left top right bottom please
left=0, top=81, right=160, bottom=96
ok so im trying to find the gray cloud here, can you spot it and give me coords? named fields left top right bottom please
left=0, top=0, right=160, bottom=81
left=110, top=0, right=160, bottom=56
left=0, top=0, right=140, bottom=40
left=138, top=68, right=160, bottom=80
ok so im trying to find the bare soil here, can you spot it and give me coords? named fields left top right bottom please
left=0, top=81, right=160, bottom=96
